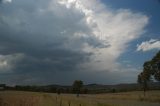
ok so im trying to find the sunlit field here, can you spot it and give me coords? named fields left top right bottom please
left=0, top=91, right=160, bottom=106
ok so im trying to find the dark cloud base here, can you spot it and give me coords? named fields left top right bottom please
left=0, top=0, right=94, bottom=85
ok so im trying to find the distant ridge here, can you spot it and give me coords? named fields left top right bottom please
left=5, top=82, right=160, bottom=93
left=43, top=82, right=160, bottom=91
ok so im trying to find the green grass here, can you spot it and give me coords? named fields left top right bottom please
left=0, top=90, right=160, bottom=106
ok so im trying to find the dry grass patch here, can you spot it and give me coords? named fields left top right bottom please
left=0, top=91, right=160, bottom=106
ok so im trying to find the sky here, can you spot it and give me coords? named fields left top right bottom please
left=0, top=0, right=160, bottom=85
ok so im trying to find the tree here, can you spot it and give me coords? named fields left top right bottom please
left=137, top=51, right=160, bottom=96
left=137, top=72, right=149, bottom=96
left=141, top=51, right=160, bottom=81
left=57, top=88, right=61, bottom=95
left=150, top=51, right=160, bottom=81
left=72, top=80, right=83, bottom=97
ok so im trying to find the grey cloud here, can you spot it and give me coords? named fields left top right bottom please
left=0, top=0, right=148, bottom=85
left=0, top=0, right=96, bottom=85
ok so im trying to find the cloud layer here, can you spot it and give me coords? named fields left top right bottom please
left=0, top=0, right=12, bottom=4
left=0, top=0, right=149, bottom=85
left=137, top=39, right=160, bottom=52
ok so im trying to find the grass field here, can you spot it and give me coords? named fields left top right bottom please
left=0, top=90, right=160, bottom=106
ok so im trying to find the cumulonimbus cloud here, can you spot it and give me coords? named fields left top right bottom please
left=58, top=0, right=149, bottom=71
left=137, top=39, right=160, bottom=52
left=0, top=0, right=148, bottom=72
left=0, top=0, right=149, bottom=84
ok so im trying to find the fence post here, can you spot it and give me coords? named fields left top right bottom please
left=68, top=101, right=71, bottom=106
left=56, top=96, right=57, bottom=103
left=0, top=98, right=3, bottom=106
left=60, top=99, right=62, bottom=106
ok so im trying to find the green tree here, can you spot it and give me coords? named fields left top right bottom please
left=72, top=80, right=83, bottom=97
left=150, top=51, right=160, bottom=81
left=137, top=72, right=149, bottom=96
left=138, top=51, right=160, bottom=96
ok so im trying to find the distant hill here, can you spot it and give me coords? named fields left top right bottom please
left=5, top=82, right=160, bottom=93
left=84, top=82, right=160, bottom=91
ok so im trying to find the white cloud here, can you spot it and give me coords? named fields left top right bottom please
left=0, top=53, right=24, bottom=73
left=137, top=39, right=160, bottom=52
left=2, top=0, right=12, bottom=3
left=58, top=0, right=148, bottom=71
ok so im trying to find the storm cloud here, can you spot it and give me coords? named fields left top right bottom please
left=0, top=0, right=148, bottom=85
